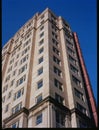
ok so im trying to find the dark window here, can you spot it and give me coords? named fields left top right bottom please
left=69, top=55, right=76, bottom=65
left=53, top=46, right=60, bottom=56
left=70, top=64, right=79, bottom=75
left=36, top=113, right=42, bottom=125
left=8, top=91, right=12, bottom=99
left=14, top=88, right=24, bottom=100
left=67, top=46, right=75, bottom=56
left=16, top=75, right=26, bottom=87
left=77, top=102, right=86, bottom=114
left=39, top=39, right=44, bottom=46
left=54, top=79, right=63, bottom=91
left=40, top=32, right=44, bottom=38
left=38, top=57, right=43, bottom=64
left=72, top=75, right=81, bottom=86
left=55, top=93, right=64, bottom=104
left=74, top=88, right=84, bottom=101
left=36, top=94, right=42, bottom=103
left=12, top=102, right=22, bottom=114
left=40, top=26, right=44, bottom=31
left=54, top=66, right=62, bottom=77
left=79, top=120, right=87, bottom=128
left=2, top=96, right=5, bottom=103
left=53, top=56, right=60, bottom=65
left=5, top=104, right=9, bottom=113
left=11, top=79, right=14, bottom=86
left=52, top=38, right=59, bottom=47
left=56, top=110, right=65, bottom=128
left=39, top=47, right=44, bottom=54
left=38, top=67, right=43, bottom=75
left=18, top=64, right=27, bottom=74
left=12, top=121, right=19, bottom=128
left=37, top=80, right=43, bottom=89
left=66, top=39, right=73, bottom=48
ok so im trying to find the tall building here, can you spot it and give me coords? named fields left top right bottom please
left=2, top=8, right=97, bottom=128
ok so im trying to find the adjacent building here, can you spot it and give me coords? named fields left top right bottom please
left=2, top=8, right=97, bottom=128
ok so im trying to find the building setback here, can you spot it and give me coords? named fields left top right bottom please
left=2, top=8, right=97, bottom=128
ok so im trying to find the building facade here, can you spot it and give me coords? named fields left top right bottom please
left=2, top=8, right=97, bottom=128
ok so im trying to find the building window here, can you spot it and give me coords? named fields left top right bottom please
left=38, top=67, right=43, bottom=75
left=40, top=32, right=44, bottom=38
left=3, top=84, right=8, bottom=93
left=52, top=38, right=59, bottom=47
left=36, top=113, right=42, bottom=125
left=66, top=39, right=73, bottom=48
left=14, top=61, right=18, bottom=67
left=2, top=96, right=6, bottom=103
left=20, top=54, right=28, bottom=65
left=39, top=39, right=44, bottom=46
left=37, top=80, right=43, bottom=89
left=10, top=79, right=15, bottom=86
left=54, top=79, right=63, bottom=91
left=16, top=75, right=26, bottom=87
left=56, top=110, right=65, bottom=128
left=18, top=64, right=27, bottom=74
left=39, top=47, right=44, bottom=54
left=22, top=46, right=30, bottom=56
left=70, top=64, right=79, bottom=75
left=8, top=91, right=12, bottom=99
left=12, top=102, right=22, bottom=114
left=76, top=102, right=86, bottom=115
left=24, top=32, right=32, bottom=40
left=5, top=104, right=9, bottom=113
left=36, top=94, right=42, bottom=104
left=55, top=93, right=64, bottom=104
left=38, top=56, right=43, bottom=64
left=40, top=26, right=44, bottom=31
left=74, top=88, right=84, bottom=101
left=53, top=46, right=60, bottom=56
left=54, top=66, right=62, bottom=77
left=11, top=121, right=19, bottom=128
left=52, top=31, right=58, bottom=39
left=9, top=59, right=14, bottom=64
left=14, top=88, right=24, bottom=100
left=67, top=46, right=75, bottom=56
left=52, top=25, right=57, bottom=32
left=11, top=50, right=16, bottom=57
left=53, top=56, right=61, bottom=65
left=12, top=70, right=16, bottom=76
left=5, top=75, right=10, bottom=82
left=79, top=120, right=87, bottom=128
left=69, top=55, right=77, bottom=65
left=51, top=14, right=56, bottom=20
left=23, top=39, right=31, bottom=48
left=72, top=75, right=81, bottom=86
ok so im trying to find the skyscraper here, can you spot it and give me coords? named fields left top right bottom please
left=2, top=8, right=97, bottom=128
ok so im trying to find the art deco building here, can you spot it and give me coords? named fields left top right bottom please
left=2, top=8, right=97, bottom=128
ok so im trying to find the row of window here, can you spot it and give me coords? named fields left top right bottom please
left=10, top=111, right=87, bottom=128
left=2, top=88, right=24, bottom=104
left=11, top=112, right=42, bottom=128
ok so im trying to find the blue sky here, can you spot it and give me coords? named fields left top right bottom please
left=2, top=0, right=97, bottom=104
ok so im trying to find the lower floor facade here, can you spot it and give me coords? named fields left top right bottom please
left=2, top=96, right=93, bottom=128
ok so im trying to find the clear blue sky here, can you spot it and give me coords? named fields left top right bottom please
left=2, top=0, right=97, bottom=104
